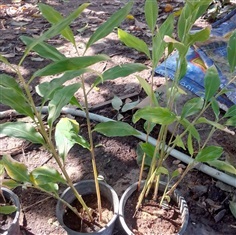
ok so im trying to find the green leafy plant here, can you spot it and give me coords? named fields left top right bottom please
left=0, top=1, right=145, bottom=228
left=95, top=0, right=236, bottom=216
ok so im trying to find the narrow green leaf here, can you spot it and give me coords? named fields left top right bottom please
left=55, top=118, right=90, bottom=161
left=2, top=155, right=30, bottom=183
left=136, top=75, right=159, bottom=106
left=197, top=117, right=232, bottom=132
left=180, top=118, right=200, bottom=142
left=0, top=74, right=34, bottom=118
left=93, top=63, right=147, bottom=87
left=86, top=1, right=133, bottom=50
left=224, top=104, right=236, bottom=118
left=94, top=121, right=140, bottom=137
left=204, top=66, right=220, bottom=102
left=47, top=84, right=81, bottom=127
left=37, top=182, right=59, bottom=194
left=133, top=107, right=176, bottom=125
left=171, top=169, right=180, bottom=179
left=229, top=200, right=236, bottom=219
left=2, top=179, right=21, bottom=189
left=111, top=95, right=122, bottom=111
left=152, top=14, right=174, bottom=67
left=195, top=146, right=223, bottom=162
left=225, top=116, right=236, bottom=127
left=144, top=0, right=158, bottom=33
left=20, top=36, right=66, bottom=61
left=187, top=134, right=194, bottom=156
left=211, top=98, right=220, bottom=119
left=156, top=166, right=169, bottom=176
left=38, top=3, right=76, bottom=44
left=174, top=135, right=186, bottom=150
left=181, top=97, right=204, bottom=118
left=121, top=99, right=140, bottom=112
left=208, top=160, right=236, bottom=175
left=33, top=55, right=109, bottom=78
left=23, top=3, right=89, bottom=58
left=136, top=143, right=153, bottom=166
left=227, top=30, right=236, bottom=72
left=118, top=28, right=151, bottom=58
left=0, top=122, right=45, bottom=144
left=30, top=166, right=66, bottom=186
left=187, top=27, right=210, bottom=46
left=36, top=69, right=90, bottom=101
left=0, top=205, right=17, bottom=215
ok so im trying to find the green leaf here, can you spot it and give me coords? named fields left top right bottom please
left=37, top=182, right=59, bottom=194
left=133, top=107, right=176, bottom=125
left=55, top=118, right=90, bottom=161
left=93, top=63, right=147, bottom=87
left=38, top=3, right=76, bottom=44
left=94, top=121, right=140, bottom=137
left=136, top=75, right=159, bottom=106
left=211, top=98, right=220, bottom=119
left=20, top=36, right=65, bottom=61
left=196, top=117, right=230, bottom=132
left=2, top=179, right=21, bottom=189
left=187, top=134, right=194, bottom=156
left=47, top=84, right=81, bottom=127
left=229, top=200, right=236, bottom=219
left=136, top=143, right=153, bottom=166
left=111, top=96, right=122, bottom=111
left=118, top=28, right=151, bottom=58
left=208, top=160, right=236, bottom=175
left=187, top=27, right=210, bottom=46
left=33, top=55, right=109, bottom=78
left=144, top=0, right=158, bottom=33
left=0, top=74, right=34, bottom=118
left=0, top=122, right=45, bottom=144
left=30, top=166, right=66, bottom=186
left=86, top=1, right=133, bottom=50
left=195, top=146, right=223, bottom=162
left=174, top=135, right=186, bottom=150
left=2, top=155, right=30, bottom=183
left=0, top=205, right=17, bottom=215
left=204, top=66, right=220, bottom=102
left=181, top=97, right=204, bottom=118
left=171, top=169, right=180, bottom=179
left=23, top=3, right=89, bottom=58
left=121, top=99, right=140, bottom=112
left=180, top=118, right=200, bottom=142
left=225, top=116, right=236, bottom=127
left=152, top=14, right=174, bottom=67
left=36, top=69, right=90, bottom=101
left=224, top=104, right=236, bottom=118
left=139, top=142, right=158, bottom=160
left=227, top=30, right=236, bottom=72
left=156, top=166, right=169, bottom=176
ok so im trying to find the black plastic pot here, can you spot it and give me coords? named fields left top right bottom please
left=119, top=181, right=189, bottom=235
left=56, top=180, right=119, bottom=235
left=0, top=187, right=21, bottom=235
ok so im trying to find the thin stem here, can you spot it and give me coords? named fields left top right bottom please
left=80, top=75, right=102, bottom=221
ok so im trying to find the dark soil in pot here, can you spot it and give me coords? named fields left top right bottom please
left=63, top=193, right=113, bottom=233
left=124, top=188, right=182, bottom=235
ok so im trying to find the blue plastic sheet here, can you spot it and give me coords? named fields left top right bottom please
left=155, top=10, right=236, bottom=110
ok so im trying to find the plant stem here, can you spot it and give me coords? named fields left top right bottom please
left=80, top=75, right=102, bottom=221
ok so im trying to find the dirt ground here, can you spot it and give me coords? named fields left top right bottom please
left=1, top=0, right=236, bottom=234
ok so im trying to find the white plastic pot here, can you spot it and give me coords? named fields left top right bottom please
left=56, top=180, right=119, bottom=235
left=119, top=181, right=189, bottom=235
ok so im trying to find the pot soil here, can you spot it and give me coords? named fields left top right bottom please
left=0, top=187, right=21, bottom=235
left=56, top=180, right=119, bottom=235
left=119, top=181, right=189, bottom=235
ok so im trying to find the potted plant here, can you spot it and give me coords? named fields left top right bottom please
left=94, top=0, right=236, bottom=234
left=0, top=164, right=21, bottom=235
left=0, top=1, right=146, bottom=234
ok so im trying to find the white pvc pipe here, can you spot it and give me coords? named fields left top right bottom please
left=1, top=107, right=236, bottom=188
